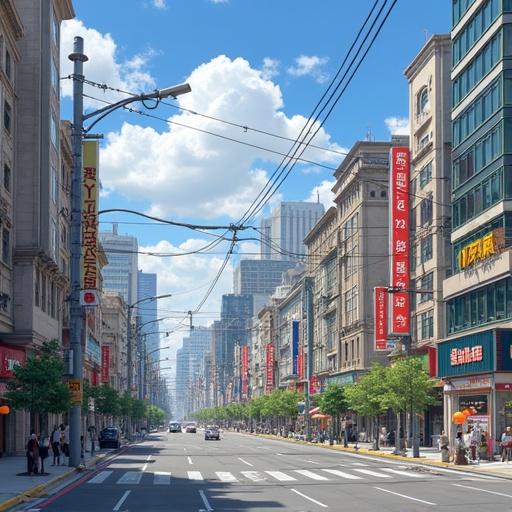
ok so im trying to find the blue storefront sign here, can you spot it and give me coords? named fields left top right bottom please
left=86, top=334, right=101, bottom=366
left=292, top=320, right=299, bottom=375
left=437, top=330, right=494, bottom=378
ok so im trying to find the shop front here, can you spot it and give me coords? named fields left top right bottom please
left=438, top=329, right=512, bottom=457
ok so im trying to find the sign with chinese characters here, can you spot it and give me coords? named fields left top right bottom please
left=389, top=147, right=410, bottom=335
left=265, top=343, right=274, bottom=394
left=374, top=287, right=388, bottom=351
left=241, top=345, right=249, bottom=400
left=450, top=345, right=483, bottom=366
left=0, top=344, right=25, bottom=378
left=458, top=229, right=504, bottom=270
left=444, top=374, right=493, bottom=391
left=292, top=320, right=300, bottom=375
left=68, top=379, right=82, bottom=405
left=81, top=141, right=99, bottom=293
left=101, top=346, right=110, bottom=383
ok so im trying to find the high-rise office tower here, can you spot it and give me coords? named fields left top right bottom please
left=137, top=271, right=160, bottom=362
left=260, top=201, right=324, bottom=260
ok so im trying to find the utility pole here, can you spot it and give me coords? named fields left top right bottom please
left=68, top=37, right=88, bottom=468
left=304, top=277, right=314, bottom=442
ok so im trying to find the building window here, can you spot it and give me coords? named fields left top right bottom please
left=420, top=195, right=433, bottom=226
left=419, top=162, right=432, bottom=189
left=50, top=114, right=58, bottom=147
left=51, top=220, right=57, bottom=260
left=325, top=256, right=337, bottom=294
left=417, top=272, right=433, bottom=303
left=3, top=163, right=10, bottom=192
left=420, top=235, right=433, bottom=263
left=345, top=286, right=358, bottom=324
left=325, top=313, right=336, bottom=352
left=1, top=229, right=9, bottom=264
left=51, top=59, right=59, bottom=93
left=5, top=49, right=11, bottom=81
left=420, top=310, right=434, bottom=340
left=35, top=268, right=40, bottom=307
left=411, top=242, right=417, bottom=272
left=380, top=190, right=387, bottom=198
left=3, top=101, right=11, bottom=133
left=346, top=243, right=358, bottom=278
left=418, top=88, right=429, bottom=114
left=51, top=164, right=58, bottom=204
left=52, top=11, right=59, bottom=47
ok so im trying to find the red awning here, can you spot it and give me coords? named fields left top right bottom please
left=309, top=407, right=320, bottom=415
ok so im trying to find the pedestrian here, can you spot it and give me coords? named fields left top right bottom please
left=39, top=434, right=50, bottom=474
left=500, top=426, right=512, bottom=463
left=439, top=430, right=450, bottom=463
left=51, top=426, right=60, bottom=466
left=59, top=424, right=69, bottom=465
left=469, top=426, right=480, bottom=461
left=26, top=433, right=39, bottom=476
left=455, top=430, right=468, bottom=465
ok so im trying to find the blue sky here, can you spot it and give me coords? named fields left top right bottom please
left=60, top=0, right=450, bottom=355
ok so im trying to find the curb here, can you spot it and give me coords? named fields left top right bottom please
left=243, top=432, right=512, bottom=481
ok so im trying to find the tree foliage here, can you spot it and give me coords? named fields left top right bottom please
left=319, top=384, right=348, bottom=418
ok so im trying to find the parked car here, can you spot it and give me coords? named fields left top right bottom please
left=205, top=425, right=220, bottom=440
left=169, top=422, right=182, bottom=433
left=185, top=424, right=197, bottom=433
left=99, top=427, right=121, bottom=449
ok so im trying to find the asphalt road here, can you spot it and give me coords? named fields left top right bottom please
left=19, top=430, right=512, bottom=512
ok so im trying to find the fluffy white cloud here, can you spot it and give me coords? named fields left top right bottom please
left=152, top=0, right=167, bottom=8
left=308, top=179, right=335, bottom=209
left=60, top=19, right=156, bottom=108
left=385, top=116, right=410, bottom=136
left=288, top=55, right=329, bottom=83
left=100, top=54, right=343, bottom=219
left=261, top=57, right=280, bottom=80
left=210, top=0, right=229, bottom=3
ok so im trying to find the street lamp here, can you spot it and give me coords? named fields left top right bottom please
left=67, top=35, right=190, bottom=467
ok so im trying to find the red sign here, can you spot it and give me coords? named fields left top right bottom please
left=91, top=369, right=99, bottom=386
left=374, top=287, right=388, bottom=351
left=0, top=344, right=25, bottom=378
left=241, top=345, right=249, bottom=400
left=101, top=346, right=110, bottom=383
left=496, top=383, right=512, bottom=391
left=428, top=346, right=437, bottom=377
left=309, top=375, right=318, bottom=395
left=297, top=348, right=305, bottom=380
left=389, top=147, right=410, bottom=335
left=265, top=343, right=274, bottom=394
left=450, top=345, right=483, bottom=366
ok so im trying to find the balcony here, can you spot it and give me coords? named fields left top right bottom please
left=414, top=111, right=431, bottom=134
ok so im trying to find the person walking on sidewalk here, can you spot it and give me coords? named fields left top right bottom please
left=26, top=433, right=39, bottom=476
left=59, top=424, right=69, bottom=466
left=51, top=426, right=60, bottom=466
left=500, top=426, right=512, bottom=462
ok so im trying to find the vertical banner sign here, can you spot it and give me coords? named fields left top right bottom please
left=292, top=320, right=300, bottom=375
left=374, top=287, right=388, bottom=351
left=390, top=147, right=411, bottom=335
left=265, top=343, right=274, bottom=394
left=101, top=346, right=110, bottom=383
left=81, top=141, right=99, bottom=290
left=297, top=347, right=304, bottom=380
left=241, top=345, right=249, bottom=400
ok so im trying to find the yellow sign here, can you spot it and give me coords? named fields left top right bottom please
left=68, top=379, right=82, bottom=404
left=459, top=230, right=503, bottom=269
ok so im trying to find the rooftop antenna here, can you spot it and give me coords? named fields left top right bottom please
left=366, top=127, right=374, bottom=142
left=424, top=29, right=429, bottom=42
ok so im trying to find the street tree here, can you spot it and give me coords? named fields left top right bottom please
left=319, top=384, right=348, bottom=444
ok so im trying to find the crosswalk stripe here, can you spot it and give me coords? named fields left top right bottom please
left=350, top=462, right=369, bottom=466
left=380, top=468, right=424, bottom=478
left=88, top=471, right=112, bottom=484
left=353, top=468, right=392, bottom=478
left=241, top=471, right=267, bottom=482
left=216, top=471, right=238, bottom=482
left=322, top=469, right=363, bottom=480
left=153, top=472, right=171, bottom=484
left=188, top=471, right=203, bottom=481
left=265, top=471, right=297, bottom=482
left=294, top=470, right=329, bottom=481
left=117, top=471, right=144, bottom=484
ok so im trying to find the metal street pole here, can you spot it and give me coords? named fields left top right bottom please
left=68, top=37, right=88, bottom=468
left=304, top=277, right=314, bottom=442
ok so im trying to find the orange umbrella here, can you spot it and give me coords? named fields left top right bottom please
left=0, top=405, right=10, bottom=415
left=452, top=411, right=466, bottom=424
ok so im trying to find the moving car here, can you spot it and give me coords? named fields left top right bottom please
left=205, top=425, right=220, bottom=440
left=99, top=427, right=121, bottom=449
left=169, top=422, right=182, bottom=433
left=185, top=423, right=197, bottom=433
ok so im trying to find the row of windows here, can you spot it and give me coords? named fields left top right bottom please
left=453, top=0, right=501, bottom=66
left=453, top=76, right=502, bottom=148
left=448, top=276, right=512, bottom=333
left=453, top=119, right=503, bottom=189
left=453, top=0, right=477, bottom=26
left=344, top=286, right=358, bottom=325
left=35, top=268, right=60, bottom=320
left=419, top=310, right=434, bottom=340
left=0, top=36, right=13, bottom=83
left=341, top=212, right=358, bottom=241
left=452, top=27, right=502, bottom=107
left=417, top=272, right=434, bottom=303
left=452, top=166, right=507, bottom=229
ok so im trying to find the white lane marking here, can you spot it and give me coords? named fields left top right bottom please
left=350, top=462, right=369, bottom=466
left=265, top=470, right=297, bottom=482
left=431, top=466, right=500, bottom=480
left=216, top=471, right=238, bottom=482
left=183, top=448, right=187, bottom=452
left=238, top=457, right=253, bottom=467
left=452, top=483, right=512, bottom=498
left=153, top=471, right=171, bottom=485
left=276, top=453, right=285, bottom=456
left=112, top=490, right=131, bottom=511
left=294, top=469, right=329, bottom=481
left=379, top=468, right=424, bottom=478
left=304, top=459, right=321, bottom=465
left=88, top=470, right=112, bottom=484
left=322, top=469, right=362, bottom=480
left=241, top=471, right=267, bottom=482
left=353, top=468, right=392, bottom=478
left=187, top=456, right=193, bottom=465
left=142, top=463, right=148, bottom=471
left=290, top=488, right=328, bottom=509
left=374, top=487, right=436, bottom=505
left=199, top=490, right=214, bottom=511
left=188, top=471, right=203, bottom=480
left=116, top=471, right=143, bottom=484
left=146, top=455, right=152, bottom=461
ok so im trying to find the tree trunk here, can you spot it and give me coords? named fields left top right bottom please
left=373, top=417, right=380, bottom=450
left=395, top=411, right=402, bottom=454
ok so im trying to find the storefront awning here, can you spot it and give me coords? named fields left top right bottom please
left=311, top=413, right=330, bottom=419
left=309, top=407, right=320, bottom=415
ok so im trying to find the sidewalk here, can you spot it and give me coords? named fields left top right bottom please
left=248, top=433, right=512, bottom=480
left=0, top=448, right=109, bottom=512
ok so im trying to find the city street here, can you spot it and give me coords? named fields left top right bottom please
left=17, top=431, right=512, bottom=512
